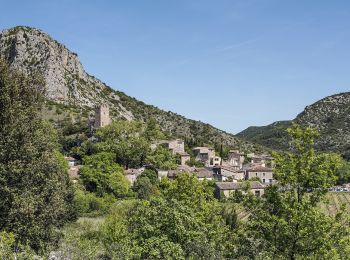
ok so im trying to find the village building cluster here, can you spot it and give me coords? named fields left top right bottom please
left=125, top=137, right=276, bottom=199
left=70, top=104, right=276, bottom=199
left=64, top=104, right=350, bottom=200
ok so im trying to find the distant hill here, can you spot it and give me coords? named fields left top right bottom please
left=0, top=26, right=260, bottom=151
left=238, top=92, right=350, bottom=159
left=237, top=121, right=292, bottom=150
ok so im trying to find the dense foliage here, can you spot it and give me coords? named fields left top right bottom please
left=237, top=120, right=291, bottom=150
left=236, top=124, right=350, bottom=259
left=0, top=59, right=76, bottom=253
left=57, top=175, right=233, bottom=259
left=80, top=152, right=130, bottom=197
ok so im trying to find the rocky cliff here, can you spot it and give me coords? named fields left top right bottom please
left=0, top=26, right=257, bottom=150
left=295, top=92, right=350, bottom=157
left=0, top=26, right=133, bottom=119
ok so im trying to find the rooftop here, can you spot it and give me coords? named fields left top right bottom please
left=213, top=165, right=242, bottom=173
left=216, top=181, right=264, bottom=190
left=193, top=168, right=214, bottom=178
left=246, top=165, right=273, bottom=172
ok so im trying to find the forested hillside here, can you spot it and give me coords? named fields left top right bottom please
left=238, top=92, right=350, bottom=159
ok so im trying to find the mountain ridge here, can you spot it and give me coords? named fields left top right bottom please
left=238, top=92, right=350, bottom=158
left=0, top=26, right=259, bottom=151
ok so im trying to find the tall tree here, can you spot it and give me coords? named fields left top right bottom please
left=80, top=152, right=130, bottom=197
left=0, top=59, right=75, bottom=252
left=95, top=121, right=150, bottom=168
left=102, top=174, right=230, bottom=259
left=236, top=124, right=350, bottom=259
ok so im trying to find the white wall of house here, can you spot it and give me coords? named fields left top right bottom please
left=247, top=171, right=274, bottom=184
left=126, top=174, right=137, bottom=185
left=157, top=170, right=169, bottom=179
left=210, top=156, right=222, bottom=167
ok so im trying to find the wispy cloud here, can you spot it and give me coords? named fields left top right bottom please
left=215, top=38, right=258, bottom=53
left=167, top=38, right=259, bottom=68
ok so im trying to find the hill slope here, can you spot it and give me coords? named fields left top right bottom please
left=0, top=26, right=258, bottom=150
left=237, top=121, right=292, bottom=150
left=238, top=92, right=350, bottom=158
left=295, top=92, right=350, bottom=157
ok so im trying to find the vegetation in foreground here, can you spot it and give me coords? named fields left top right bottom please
left=1, top=59, right=350, bottom=259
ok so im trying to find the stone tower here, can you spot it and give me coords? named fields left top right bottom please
left=94, top=104, right=111, bottom=128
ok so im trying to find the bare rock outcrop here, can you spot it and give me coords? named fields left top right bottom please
left=0, top=26, right=133, bottom=120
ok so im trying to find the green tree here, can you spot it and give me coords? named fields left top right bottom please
left=80, top=152, right=130, bottom=197
left=102, top=174, right=230, bottom=259
left=133, top=170, right=160, bottom=200
left=143, top=118, right=165, bottom=141
left=185, top=157, right=205, bottom=167
left=0, top=59, right=76, bottom=252
left=236, top=124, right=350, bottom=259
left=146, top=146, right=177, bottom=170
left=336, top=160, right=350, bottom=185
left=95, top=121, right=150, bottom=168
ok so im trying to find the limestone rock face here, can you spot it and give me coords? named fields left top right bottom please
left=0, top=26, right=133, bottom=120
left=0, top=26, right=255, bottom=150
left=295, top=92, right=350, bottom=156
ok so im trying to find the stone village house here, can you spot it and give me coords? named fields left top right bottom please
left=245, top=165, right=274, bottom=184
left=124, top=167, right=145, bottom=185
left=213, top=165, right=245, bottom=181
left=215, top=181, right=265, bottom=199
left=156, top=139, right=190, bottom=166
left=192, top=147, right=222, bottom=167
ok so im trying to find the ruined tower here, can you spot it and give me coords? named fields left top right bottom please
left=94, top=104, right=111, bottom=128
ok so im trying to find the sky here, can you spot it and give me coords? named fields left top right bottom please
left=1, top=0, right=350, bottom=133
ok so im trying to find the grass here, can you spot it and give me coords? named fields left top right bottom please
left=322, top=192, right=350, bottom=216
left=77, top=217, right=105, bottom=226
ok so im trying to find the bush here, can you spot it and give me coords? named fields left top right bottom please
left=74, top=188, right=116, bottom=217
left=55, top=220, right=105, bottom=259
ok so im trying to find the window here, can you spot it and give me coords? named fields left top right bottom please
left=269, top=179, right=273, bottom=183
left=263, top=172, right=265, bottom=176
left=255, top=190, right=260, bottom=196
left=256, top=173, right=258, bottom=176
left=263, top=179, right=266, bottom=183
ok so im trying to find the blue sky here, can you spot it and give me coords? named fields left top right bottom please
left=1, top=0, right=350, bottom=133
